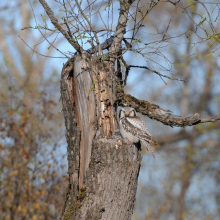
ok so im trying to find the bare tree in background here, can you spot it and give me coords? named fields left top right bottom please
left=22, top=0, right=220, bottom=219
left=133, top=1, right=220, bottom=219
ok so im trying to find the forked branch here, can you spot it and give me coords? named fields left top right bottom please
left=39, top=0, right=83, bottom=53
left=75, top=0, right=101, bottom=55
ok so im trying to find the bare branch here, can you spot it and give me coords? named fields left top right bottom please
left=38, top=0, right=83, bottom=53
left=129, top=65, right=186, bottom=82
left=109, top=0, right=135, bottom=58
left=117, top=92, right=220, bottom=127
left=18, top=35, right=67, bottom=59
left=29, top=0, right=69, bottom=58
left=200, top=115, right=220, bottom=123
left=63, top=18, right=72, bottom=38
left=75, top=0, right=100, bottom=55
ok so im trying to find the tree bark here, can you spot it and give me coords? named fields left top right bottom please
left=60, top=54, right=141, bottom=220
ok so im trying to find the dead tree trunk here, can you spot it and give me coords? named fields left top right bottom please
left=60, top=54, right=141, bottom=220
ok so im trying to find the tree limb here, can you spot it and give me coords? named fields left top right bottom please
left=29, top=0, right=70, bottom=58
left=109, top=0, right=135, bottom=58
left=38, top=0, right=83, bottom=53
left=117, top=92, right=220, bottom=127
left=200, top=115, right=220, bottom=123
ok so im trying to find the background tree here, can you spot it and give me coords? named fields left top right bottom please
left=0, top=1, right=68, bottom=219
left=133, top=1, right=220, bottom=219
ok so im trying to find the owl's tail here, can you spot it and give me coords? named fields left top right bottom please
left=140, top=140, right=157, bottom=159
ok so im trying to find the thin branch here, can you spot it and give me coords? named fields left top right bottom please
left=62, top=0, right=71, bottom=39
left=200, top=115, right=220, bottom=123
left=38, top=0, right=83, bottom=53
left=128, top=65, right=185, bottom=82
left=29, top=0, right=69, bottom=58
left=18, top=35, right=67, bottom=59
left=120, top=56, right=129, bottom=85
left=132, top=0, right=159, bottom=39
left=75, top=0, right=100, bottom=55
left=166, top=0, right=181, bottom=6
left=63, top=18, right=72, bottom=38
left=197, top=0, right=216, bottom=33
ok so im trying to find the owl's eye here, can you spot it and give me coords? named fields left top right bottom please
left=129, top=110, right=136, bottom=117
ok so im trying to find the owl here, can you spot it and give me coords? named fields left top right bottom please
left=119, top=107, right=157, bottom=159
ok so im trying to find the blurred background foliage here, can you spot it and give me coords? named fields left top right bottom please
left=0, top=0, right=220, bottom=220
left=0, top=0, right=67, bottom=219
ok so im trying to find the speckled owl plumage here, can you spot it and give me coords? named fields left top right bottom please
left=119, top=107, right=157, bottom=159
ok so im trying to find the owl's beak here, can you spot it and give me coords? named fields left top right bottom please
left=125, top=113, right=129, bottom=117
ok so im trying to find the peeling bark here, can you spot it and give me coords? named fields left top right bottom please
left=73, top=55, right=97, bottom=188
left=60, top=57, right=80, bottom=203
